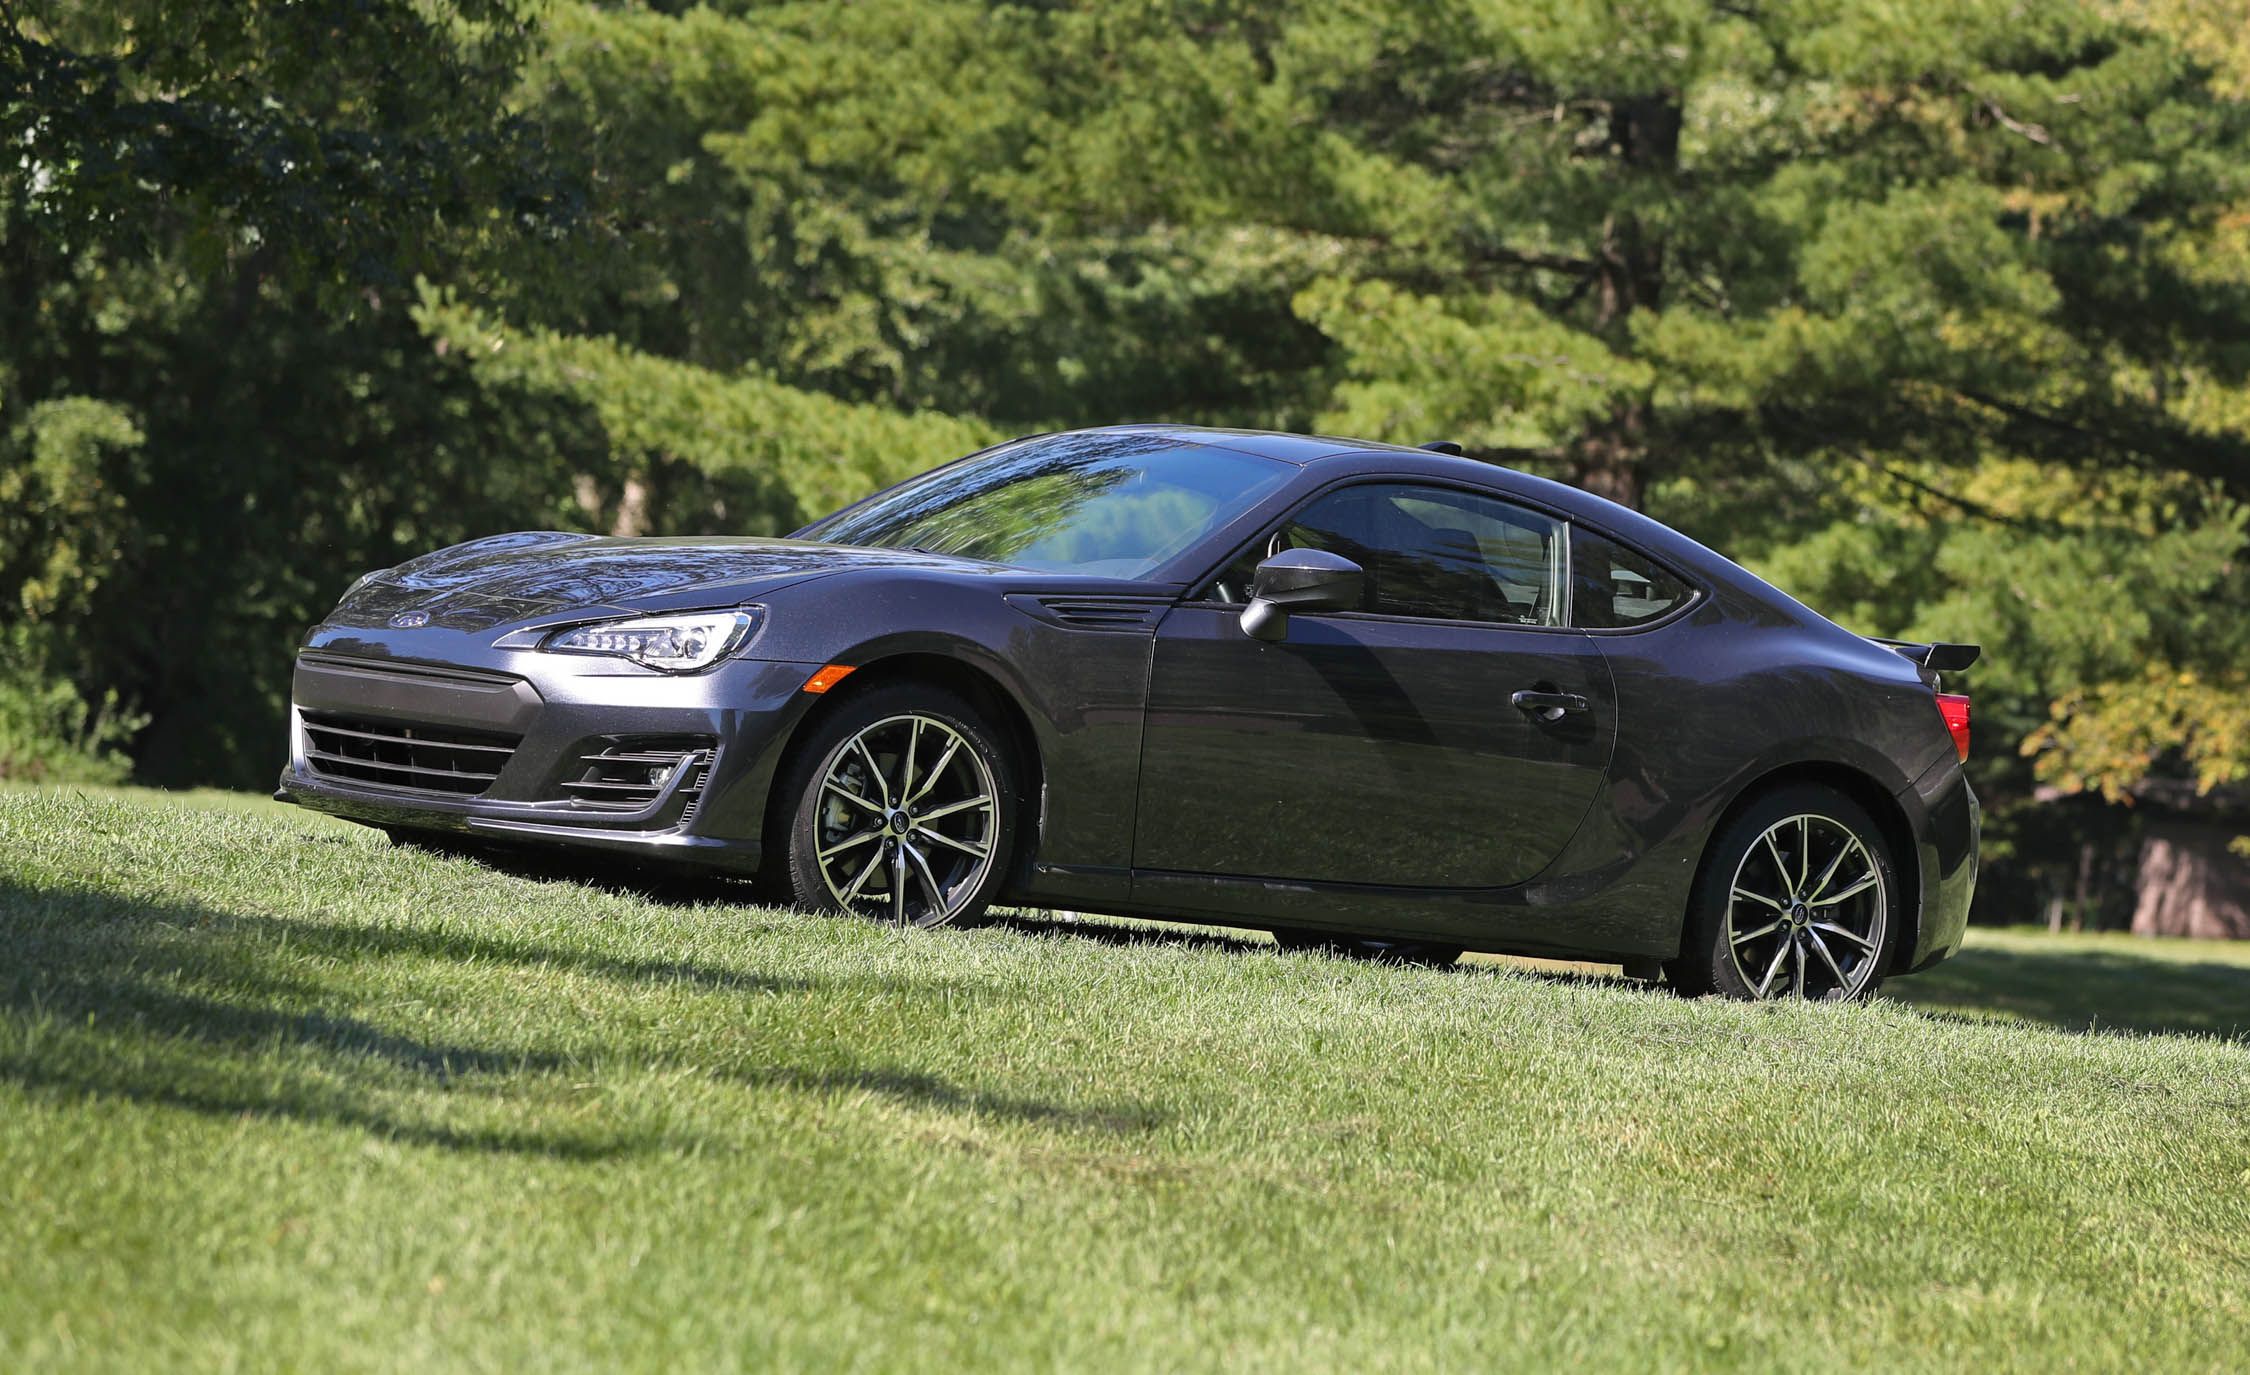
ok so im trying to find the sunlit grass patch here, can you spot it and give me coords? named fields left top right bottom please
left=3, top=786, right=2246, bottom=1372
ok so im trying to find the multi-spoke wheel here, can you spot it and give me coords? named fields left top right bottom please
left=1667, top=784, right=1899, bottom=1001
left=776, top=683, right=1016, bottom=927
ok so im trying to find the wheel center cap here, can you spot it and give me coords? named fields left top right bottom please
left=886, top=809, right=912, bottom=836
left=1787, top=901, right=1810, bottom=930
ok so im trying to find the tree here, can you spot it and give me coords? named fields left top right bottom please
left=477, top=0, right=2250, bottom=925
left=0, top=1, right=587, bottom=783
left=6, top=0, right=2248, bottom=933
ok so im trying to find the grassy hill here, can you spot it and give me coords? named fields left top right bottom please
left=3, top=786, right=2246, bottom=1372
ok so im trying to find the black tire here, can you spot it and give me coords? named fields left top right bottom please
left=1666, top=782, right=1901, bottom=1001
left=1271, top=927, right=1464, bottom=968
left=772, top=680, right=1019, bottom=928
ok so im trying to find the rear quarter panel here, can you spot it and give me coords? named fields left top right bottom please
left=1539, top=586, right=1955, bottom=955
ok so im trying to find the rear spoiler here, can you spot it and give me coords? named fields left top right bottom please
left=1870, top=638, right=1981, bottom=673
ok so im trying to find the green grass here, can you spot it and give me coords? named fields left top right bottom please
left=1890, top=925, right=2250, bottom=1039
left=3, top=786, right=2247, bottom=1373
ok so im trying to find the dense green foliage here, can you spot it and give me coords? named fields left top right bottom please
left=3, top=786, right=2247, bottom=1369
left=4, top=1, right=2247, bottom=912
left=1, top=0, right=592, bottom=781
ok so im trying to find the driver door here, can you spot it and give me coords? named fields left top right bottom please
left=1131, top=481, right=1616, bottom=888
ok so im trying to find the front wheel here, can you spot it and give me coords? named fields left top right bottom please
left=775, top=683, right=1018, bottom=928
left=1666, top=784, right=1899, bottom=1001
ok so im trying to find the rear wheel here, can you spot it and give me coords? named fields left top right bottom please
left=776, top=683, right=1017, bottom=928
left=1667, top=783, right=1899, bottom=1001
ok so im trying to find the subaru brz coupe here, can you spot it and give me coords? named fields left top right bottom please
left=278, top=426, right=1980, bottom=1000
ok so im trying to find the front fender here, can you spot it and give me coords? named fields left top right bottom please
left=748, top=572, right=1163, bottom=884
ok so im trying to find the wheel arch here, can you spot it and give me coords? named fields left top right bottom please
left=1697, top=760, right=1924, bottom=974
left=759, top=650, right=1048, bottom=887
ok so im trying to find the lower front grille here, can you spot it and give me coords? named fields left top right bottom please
left=301, top=713, right=520, bottom=797
left=561, top=737, right=715, bottom=813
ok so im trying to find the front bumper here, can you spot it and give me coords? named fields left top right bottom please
left=275, top=626, right=824, bottom=873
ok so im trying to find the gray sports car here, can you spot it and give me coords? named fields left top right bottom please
left=278, top=426, right=1979, bottom=1000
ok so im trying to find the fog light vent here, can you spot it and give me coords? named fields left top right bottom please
left=561, top=736, right=714, bottom=812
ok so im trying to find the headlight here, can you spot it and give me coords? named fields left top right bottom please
left=540, top=610, right=758, bottom=673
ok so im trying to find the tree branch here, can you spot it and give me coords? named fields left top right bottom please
left=1850, top=450, right=2047, bottom=530
left=1468, top=243, right=1598, bottom=276
left=1975, top=95, right=2055, bottom=147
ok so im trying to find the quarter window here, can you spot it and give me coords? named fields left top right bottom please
left=1214, top=484, right=1566, bottom=626
left=1569, top=528, right=1694, bottom=628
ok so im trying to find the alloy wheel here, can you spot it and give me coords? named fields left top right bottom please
left=1723, top=813, right=1887, bottom=1001
left=811, top=713, right=999, bottom=926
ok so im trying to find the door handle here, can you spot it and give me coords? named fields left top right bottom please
left=1511, top=689, right=1589, bottom=721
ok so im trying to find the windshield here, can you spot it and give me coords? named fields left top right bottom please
left=802, top=432, right=1293, bottom=577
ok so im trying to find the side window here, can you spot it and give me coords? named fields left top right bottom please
left=1569, top=527, right=1694, bottom=628
left=1211, top=484, right=1565, bottom=626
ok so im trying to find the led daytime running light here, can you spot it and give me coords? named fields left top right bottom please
left=543, top=611, right=757, bottom=673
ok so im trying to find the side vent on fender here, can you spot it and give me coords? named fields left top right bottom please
left=1004, top=595, right=1166, bottom=633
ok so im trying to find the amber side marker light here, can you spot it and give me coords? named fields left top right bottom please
left=802, top=664, right=857, bottom=694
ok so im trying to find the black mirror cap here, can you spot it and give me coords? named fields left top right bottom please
left=1251, top=547, right=1364, bottom=602
left=1242, top=549, right=1364, bottom=641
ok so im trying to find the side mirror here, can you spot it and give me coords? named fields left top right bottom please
left=1241, top=548, right=1364, bottom=642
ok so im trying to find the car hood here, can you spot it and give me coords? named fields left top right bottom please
left=329, top=531, right=998, bottom=631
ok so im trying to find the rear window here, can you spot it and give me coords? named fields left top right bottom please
left=1570, top=528, right=1694, bottom=628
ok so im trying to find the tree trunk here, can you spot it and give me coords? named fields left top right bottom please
left=1566, top=95, right=1679, bottom=515
left=2072, top=839, right=2095, bottom=933
left=612, top=470, right=656, bottom=538
left=1570, top=405, right=1648, bottom=510
left=2131, top=818, right=2250, bottom=939
left=577, top=457, right=674, bottom=538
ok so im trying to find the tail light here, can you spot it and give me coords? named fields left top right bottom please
left=1936, top=693, right=1971, bottom=761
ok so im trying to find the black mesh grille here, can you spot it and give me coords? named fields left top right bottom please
left=301, top=714, right=519, bottom=796
left=561, top=737, right=715, bottom=813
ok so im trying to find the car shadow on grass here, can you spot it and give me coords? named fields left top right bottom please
left=988, top=912, right=1643, bottom=995
left=985, top=911, right=1275, bottom=956
left=0, top=877, right=1165, bottom=1159
left=386, top=829, right=768, bottom=908
left=990, top=911, right=2250, bottom=1042
left=1888, top=943, right=2250, bottom=1041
